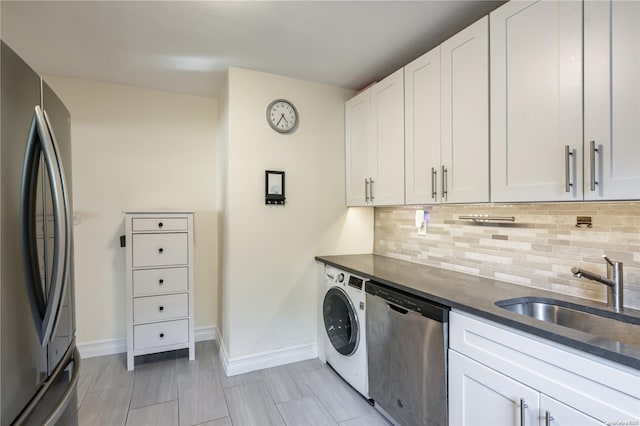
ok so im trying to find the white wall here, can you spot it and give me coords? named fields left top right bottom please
left=216, top=73, right=230, bottom=347
left=43, top=76, right=218, bottom=349
left=221, top=67, right=373, bottom=366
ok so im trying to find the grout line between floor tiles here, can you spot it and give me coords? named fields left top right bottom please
left=261, top=378, right=287, bottom=425
left=124, top=367, right=135, bottom=426
left=220, top=379, right=234, bottom=426
left=213, top=372, right=230, bottom=426
left=305, top=370, right=341, bottom=425
left=176, top=393, right=180, bottom=426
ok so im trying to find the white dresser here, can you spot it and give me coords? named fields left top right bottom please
left=124, top=211, right=195, bottom=371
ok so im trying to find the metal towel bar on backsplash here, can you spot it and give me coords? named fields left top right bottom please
left=458, top=215, right=516, bottom=223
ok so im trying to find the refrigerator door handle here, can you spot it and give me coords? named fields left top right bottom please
left=19, top=105, right=69, bottom=347
left=42, top=346, right=81, bottom=426
left=42, top=108, right=72, bottom=344
left=12, top=341, right=81, bottom=426
left=20, top=109, right=47, bottom=340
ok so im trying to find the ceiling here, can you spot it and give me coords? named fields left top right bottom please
left=1, top=1, right=505, bottom=98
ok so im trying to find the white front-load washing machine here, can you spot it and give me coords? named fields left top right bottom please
left=322, top=265, right=369, bottom=399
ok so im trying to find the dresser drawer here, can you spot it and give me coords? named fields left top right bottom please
left=132, top=233, right=188, bottom=267
left=132, top=217, right=188, bottom=232
left=133, top=267, right=188, bottom=296
left=134, top=319, right=188, bottom=350
left=134, top=293, right=188, bottom=323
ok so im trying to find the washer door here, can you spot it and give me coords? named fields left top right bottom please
left=323, top=287, right=359, bottom=356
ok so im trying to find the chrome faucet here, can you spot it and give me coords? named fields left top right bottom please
left=571, top=255, right=624, bottom=312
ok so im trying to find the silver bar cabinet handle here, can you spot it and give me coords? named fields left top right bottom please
left=590, top=140, right=598, bottom=191
left=365, top=179, right=370, bottom=202
left=545, top=410, right=554, bottom=426
left=564, top=145, right=573, bottom=193
left=520, top=398, right=528, bottom=426
left=431, top=167, right=437, bottom=200
left=442, top=165, right=448, bottom=201
left=369, top=178, right=375, bottom=201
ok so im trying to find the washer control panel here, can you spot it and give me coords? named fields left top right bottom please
left=325, top=265, right=367, bottom=292
left=348, top=275, right=364, bottom=291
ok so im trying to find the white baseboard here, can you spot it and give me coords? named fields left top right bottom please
left=78, top=326, right=318, bottom=376
left=195, top=325, right=217, bottom=342
left=219, top=338, right=231, bottom=376
left=77, top=325, right=218, bottom=359
left=221, top=342, right=318, bottom=377
left=77, top=337, right=127, bottom=359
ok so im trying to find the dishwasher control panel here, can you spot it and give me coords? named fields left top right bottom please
left=366, top=280, right=449, bottom=322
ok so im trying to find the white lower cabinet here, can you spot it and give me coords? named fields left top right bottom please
left=450, top=351, right=602, bottom=426
left=448, top=311, right=640, bottom=425
left=539, top=394, right=603, bottom=426
left=450, top=351, right=539, bottom=426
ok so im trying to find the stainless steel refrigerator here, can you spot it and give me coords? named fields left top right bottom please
left=1, top=41, right=80, bottom=425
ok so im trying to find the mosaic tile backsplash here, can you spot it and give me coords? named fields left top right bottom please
left=374, top=203, right=640, bottom=310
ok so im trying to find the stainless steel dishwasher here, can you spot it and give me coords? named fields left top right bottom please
left=366, top=281, right=449, bottom=426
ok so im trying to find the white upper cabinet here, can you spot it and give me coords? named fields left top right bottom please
left=441, top=16, right=489, bottom=204
left=405, top=46, right=441, bottom=204
left=349, top=0, right=640, bottom=205
left=584, top=0, right=640, bottom=200
left=405, top=17, right=489, bottom=205
left=346, top=69, right=404, bottom=207
left=346, top=89, right=372, bottom=206
left=490, top=0, right=583, bottom=202
left=371, top=69, right=405, bottom=206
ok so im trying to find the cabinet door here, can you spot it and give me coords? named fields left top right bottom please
left=345, top=89, right=373, bottom=206
left=441, top=16, right=489, bottom=204
left=540, top=394, right=603, bottom=426
left=449, top=350, right=539, bottom=426
left=584, top=1, right=640, bottom=200
left=371, top=68, right=405, bottom=205
left=404, top=46, right=441, bottom=204
left=490, top=0, right=583, bottom=202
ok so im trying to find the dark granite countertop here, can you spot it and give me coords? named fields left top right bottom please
left=316, top=253, right=640, bottom=371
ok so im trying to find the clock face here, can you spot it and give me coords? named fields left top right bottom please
left=267, top=99, right=298, bottom=133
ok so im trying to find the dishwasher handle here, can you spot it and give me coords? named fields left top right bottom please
left=386, top=303, right=409, bottom=315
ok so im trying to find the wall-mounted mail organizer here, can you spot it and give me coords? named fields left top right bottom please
left=458, top=215, right=516, bottom=224
left=266, top=170, right=286, bottom=205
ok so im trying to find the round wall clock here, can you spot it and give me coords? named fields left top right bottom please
left=267, top=99, right=299, bottom=134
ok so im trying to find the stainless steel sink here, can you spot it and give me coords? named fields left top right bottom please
left=495, top=297, right=640, bottom=347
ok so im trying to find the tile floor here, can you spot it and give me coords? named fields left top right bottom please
left=76, top=340, right=391, bottom=426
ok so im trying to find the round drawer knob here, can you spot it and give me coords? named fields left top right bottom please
left=159, top=333, right=165, bottom=338
left=158, top=222, right=164, bottom=228
left=159, top=306, right=164, bottom=312
left=158, top=248, right=164, bottom=254
left=159, top=279, right=164, bottom=285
